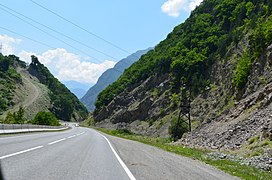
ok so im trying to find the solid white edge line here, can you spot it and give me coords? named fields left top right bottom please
left=100, top=134, right=136, bottom=180
left=48, top=138, right=66, bottom=145
left=0, top=145, right=43, bottom=160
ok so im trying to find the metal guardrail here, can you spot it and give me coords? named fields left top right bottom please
left=0, top=123, right=65, bottom=130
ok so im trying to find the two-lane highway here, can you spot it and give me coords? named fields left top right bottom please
left=0, top=126, right=239, bottom=180
left=0, top=126, right=132, bottom=180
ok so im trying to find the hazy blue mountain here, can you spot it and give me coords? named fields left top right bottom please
left=81, top=48, right=152, bottom=111
left=63, top=80, right=91, bottom=99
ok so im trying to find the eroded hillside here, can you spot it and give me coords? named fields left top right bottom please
left=0, top=54, right=88, bottom=121
left=93, top=0, right=272, bottom=155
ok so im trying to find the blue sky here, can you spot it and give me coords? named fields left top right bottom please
left=0, top=0, right=202, bottom=86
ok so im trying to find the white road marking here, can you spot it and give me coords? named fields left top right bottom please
left=0, top=131, right=84, bottom=160
left=0, top=145, right=43, bottom=160
left=67, top=132, right=84, bottom=138
left=67, top=135, right=77, bottom=139
left=48, top=138, right=66, bottom=145
left=100, top=133, right=136, bottom=180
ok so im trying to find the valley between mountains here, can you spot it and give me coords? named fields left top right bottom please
left=1, top=0, right=272, bottom=179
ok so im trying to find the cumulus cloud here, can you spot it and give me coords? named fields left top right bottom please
left=19, top=48, right=116, bottom=84
left=161, top=0, right=203, bottom=17
left=1, top=34, right=116, bottom=85
left=188, top=0, right=203, bottom=11
left=161, top=0, right=187, bottom=17
left=0, top=34, right=21, bottom=55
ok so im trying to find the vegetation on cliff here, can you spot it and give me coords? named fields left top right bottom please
left=28, top=55, right=88, bottom=121
left=95, top=0, right=272, bottom=112
left=0, top=54, right=26, bottom=114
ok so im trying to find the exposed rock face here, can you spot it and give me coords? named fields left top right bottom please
left=181, top=44, right=272, bottom=151
left=91, top=1, right=272, bottom=171
left=94, top=42, right=272, bottom=145
left=183, top=99, right=272, bottom=150
left=95, top=73, right=171, bottom=122
left=94, top=73, right=175, bottom=137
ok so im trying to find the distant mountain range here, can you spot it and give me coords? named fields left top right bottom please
left=62, top=80, right=91, bottom=99
left=81, top=48, right=152, bottom=111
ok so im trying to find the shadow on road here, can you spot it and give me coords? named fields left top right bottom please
left=0, top=162, right=4, bottom=180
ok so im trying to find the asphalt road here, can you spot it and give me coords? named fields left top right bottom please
left=0, top=126, right=239, bottom=180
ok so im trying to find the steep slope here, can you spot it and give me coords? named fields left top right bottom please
left=0, top=54, right=88, bottom=121
left=0, top=55, right=26, bottom=115
left=0, top=55, right=51, bottom=120
left=81, top=48, right=152, bottom=111
left=28, top=55, right=88, bottom=121
left=8, top=68, right=51, bottom=120
left=93, top=0, right=272, bottom=155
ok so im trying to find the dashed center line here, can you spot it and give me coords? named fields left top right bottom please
left=67, top=135, right=77, bottom=139
left=0, top=145, right=43, bottom=160
left=76, top=132, right=84, bottom=136
left=48, top=138, right=66, bottom=145
left=0, top=131, right=85, bottom=160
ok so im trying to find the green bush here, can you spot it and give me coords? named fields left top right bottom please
left=233, top=52, right=252, bottom=89
left=32, top=111, right=60, bottom=126
left=7, top=67, right=21, bottom=81
left=169, top=117, right=189, bottom=141
left=112, top=128, right=134, bottom=135
left=169, top=93, right=180, bottom=107
left=151, top=88, right=159, bottom=98
left=0, top=97, right=7, bottom=112
left=3, top=106, right=26, bottom=124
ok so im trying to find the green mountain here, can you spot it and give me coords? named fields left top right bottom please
left=0, top=54, right=25, bottom=114
left=95, top=0, right=272, bottom=111
left=81, top=48, right=152, bottom=111
left=0, top=54, right=88, bottom=121
left=93, top=0, right=272, bottom=158
left=28, top=55, right=88, bottom=121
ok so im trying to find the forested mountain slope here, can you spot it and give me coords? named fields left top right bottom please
left=81, top=48, right=152, bottom=111
left=0, top=55, right=26, bottom=115
left=93, top=0, right=272, bottom=155
left=28, top=55, right=88, bottom=121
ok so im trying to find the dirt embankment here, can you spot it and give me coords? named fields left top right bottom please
left=2, top=68, right=51, bottom=120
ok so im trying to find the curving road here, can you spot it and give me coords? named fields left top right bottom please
left=0, top=126, right=239, bottom=180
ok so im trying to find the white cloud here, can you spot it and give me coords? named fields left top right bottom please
left=19, top=48, right=116, bottom=84
left=161, top=0, right=187, bottom=17
left=0, top=34, right=22, bottom=55
left=19, top=50, right=50, bottom=65
left=161, top=0, right=203, bottom=17
left=188, top=0, right=203, bottom=11
left=1, top=34, right=115, bottom=85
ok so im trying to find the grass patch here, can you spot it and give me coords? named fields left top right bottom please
left=248, top=136, right=260, bottom=145
left=91, top=127, right=272, bottom=180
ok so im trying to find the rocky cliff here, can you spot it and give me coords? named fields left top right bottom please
left=93, top=0, right=272, bottom=157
